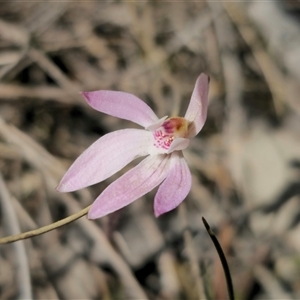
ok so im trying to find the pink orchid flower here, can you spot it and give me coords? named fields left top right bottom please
left=57, top=73, right=209, bottom=219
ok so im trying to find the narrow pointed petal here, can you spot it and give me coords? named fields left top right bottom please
left=184, top=73, right=210, bottom=138
left=88, top=155, right=170, bottom=219
left=82, top=91, right=159, bottom=127
left=154, top=152, right=191, bottom=217
left=57, top=129, right=152, bottom=192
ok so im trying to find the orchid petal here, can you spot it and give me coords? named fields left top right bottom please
left=184, top=73, right=210, bottom=138
left=57, top=129, right=152, bottom=192
left=154, top=152, right=191, bottom=217
left=88, top=155, right=170, bottom=219
left=81, top=91, right=159, bottom=127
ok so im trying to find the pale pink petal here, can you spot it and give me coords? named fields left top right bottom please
left=184, top=73, right=210, bottom=138
left=154, top=152, right=191, bottom=217
left=82, top=91, right=159, bottom=128
left=57, top=129, right=152, bottom=192
left=167, top=138, right=190, bottom=154
left=88, top=154, right=170, bottom=219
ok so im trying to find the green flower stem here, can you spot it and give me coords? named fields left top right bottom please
left=0, top=205, right=91, bottom=244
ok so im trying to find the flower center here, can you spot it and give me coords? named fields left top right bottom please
left=153, top=117, right=188, bottom=150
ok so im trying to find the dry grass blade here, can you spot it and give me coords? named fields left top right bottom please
left=0, top=172, right=32, bottom=299
left=0, top=84, right=78, bottom=104
left=223, top=2, right=288, bottom=116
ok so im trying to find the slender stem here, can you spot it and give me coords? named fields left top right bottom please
left=202, top=217, right=235, bottom=300
left=0, top=205, right=91, bottom=244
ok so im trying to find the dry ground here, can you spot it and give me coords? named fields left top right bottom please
left=1, top=2, right=300, bottom=299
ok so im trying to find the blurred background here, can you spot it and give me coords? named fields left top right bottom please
left=0, top=1, right=300, bottom=299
